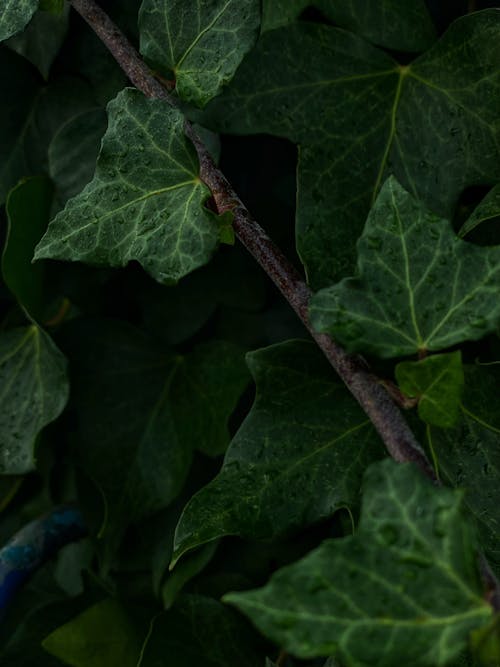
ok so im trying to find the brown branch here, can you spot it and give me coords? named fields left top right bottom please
left=70, top=0, right=435, bottom=479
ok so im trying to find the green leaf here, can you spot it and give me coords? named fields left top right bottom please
left=161, top=541, right=218, bottom=609
left=35, top=88, right=220, bottom=284
left=6, top=3, right=69, bottom=79
left=261, top=0, right=308, bottom=31
left=200, top=11, right=500, bottom=287
left=428, top=364, right=500, bottom=576
left=396, top=352, right=464, bottom=428
left=48, top=109, right=107, bottom=206
left=316, top=0, right=436, bottom=52
left=459, top=185, right=500, bottom=240
left=39, top=0, right=65, bottom=13
left=42, top=599, right=144, bottom=667
left=172, top=340, right=384, bottom=565
left=261, top=0, right=436, bottom=51
left=139, top=594, right=267, bottom=666
left=0, top=48, right=95, bottom=204
left=4, top=176, right=54, bottom=320
left=59, top=319, right=248, bottom=562
left=310, top=178, right=500, bottom=358
left=225, top=459, right=492, bottom=665
left=0, top=325, right=69, bottom=474
left=138, top=0, right=260, bottom=107
left=0, top=0, right=38, bottom=42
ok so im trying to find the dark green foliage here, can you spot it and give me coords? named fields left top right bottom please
left=0, top=1, right=499, bottom=665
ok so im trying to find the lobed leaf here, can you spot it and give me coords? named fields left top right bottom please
left=0, top=0, right=38, bottom=42
left=35, top=88, right=219, bottom=284
left=172, top=340, right=384, bottom=565
left=396, top=352, right=464, bottom=428
left=59, top=319, right=248, bottom=563
left=139, top=0, right=260, bottom=107
left=225, top=459, right=492, bottom=665
left=0, top=325, right=69, bottom=474
left=310, top=178, right=500, bottom=358
left=200, top=11, right=500, bottom=287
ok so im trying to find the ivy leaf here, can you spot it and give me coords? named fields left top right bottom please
left=201, top=11, right=500, bottom=287
left=138, top=0, right=260, bottom=107
left=139, top=594, right=268, bottom=666
left=59, top=319, right=248, bottom=563
left=459, top=184, right=500, bottom=240
left=395, top=352, right=464, bottom=428
left=48, top=109, right=107, bottom=206
left=316, top=0, right=436, bottom=52
left=3, top=177, right=53, bottom=320
left=0, top=48, right=95, bottom=203
left=35, top=88, right=219, bottom=284
left=0, top=0, right=38, bottom=42
left=261, top=0, right=435, bottom=52
left=225, top=459, right=492, bottom=665
left=0, top=325, right=69, bottom=474
left=172, top=340, right=384, bottom=565
left=428, top=364, right=500, bottom=576
left=261, top=0, right=308, bottom=31
left=42, top=599, right=145, bottom=667
left=310, top=178, right=500, bottom=358
left=6, top=3, right=69, bottom=79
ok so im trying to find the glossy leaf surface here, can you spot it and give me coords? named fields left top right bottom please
left=172, top=340, right=383, bottom=564
left=396, top=352, right=464, bottom=428
left=139, top=0, right=260, bottom=107
left=310, top=178, right=500, bottom=358
left=35, top=88, right=219, bottom=283
left=0, top=325, right=69, bottom=474
left=226, top=459, right=492, bottom=664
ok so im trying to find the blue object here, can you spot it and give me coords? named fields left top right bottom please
left=0, top=505, right=86, bottom=613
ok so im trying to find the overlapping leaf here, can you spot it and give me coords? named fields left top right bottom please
left=200, top=11, right=500, bottom=287
left=172, top=340, right=384, bottom=565
left=263, top=0, right=436, bottom=52
left=6, top=2, right=69, bottom=79
left=459, top=184, right=500, bottom=240
left=59, top=318, right=248, bottom=562
left=0, top=325, right=69, bottom=474
left=3, top=176, right=53, bottom=319
left=225, top=459, right=492, bottom=665
left=428, top=364, right=500, bottom=575
left=139, top=595, right=268, bottom=666
left=139, top=0, right=260, bottom=107
left=48, top=109, right=107, bottom=206
left=0, top=48, right=95, bottom=203
left=310, top=178, right=500, bottom=358
left=0, top=0, right=38, bottom=42
left=35, top=89, right=220, bottom=283
left=396, top=352, right=464, bottom=428
left=42, top=599, right=144, bottom=667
